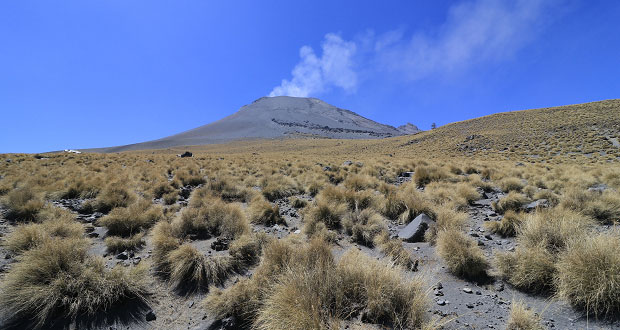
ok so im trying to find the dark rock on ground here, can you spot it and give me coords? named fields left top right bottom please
left=473, top=199, right=493, bottom=207
left=208, top=317, right=237, bottom=330
left=179, top=151, right=193, bottom=158
left=211, top=237, right=230, bottom=251
left=180, top=186, right=193, bottom=199
left=398, top=213, right=433, bottom=243
left=524, top=199, right=549, bottom=212
left=145, top=310, right=156, bottom=321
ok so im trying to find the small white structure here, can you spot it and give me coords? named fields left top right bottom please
left=64, top=149, right=82, bottom=154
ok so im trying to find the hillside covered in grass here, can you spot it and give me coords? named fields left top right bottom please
left=394, top=99, right=620, bottom=162
left=128, top=99, right=620, bottom=164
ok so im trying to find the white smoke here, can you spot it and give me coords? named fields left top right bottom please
left=269, top=33, right=357, bottom=97
left=270, top=0, right=561, bottom=96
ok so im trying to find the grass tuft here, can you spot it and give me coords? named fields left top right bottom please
left=343, top=209, right=386, bottom=247
left=484, top=210, right=524, bottom=237
left=248, top=196, right=286, bottom=226
left=98, top=199, right=162, bottom=236
left=495, top=244, right=556, bottom=293
left=493, top=192, right=529, bottom=214
left=206, top=237, right=430, bottom=329
left=414, top=166, right=448, bottom=187
left=172, top=197, right=249, bottom=239
left=0, top=239, right=149, bottom=328
left=4, top=215, right=84, bottom=254
left=506, top=301, right=543, bottom=330
left=3, top=187, right=45, bottom=222
left=304, top=199, right=347, bottom=231
left=436, top=229, right=489, bottom=280
left=104, top=232, right=145, bottom=253
left=167, top=244, right=233, bottom=293
left=555, top=231, right=620, bottom=317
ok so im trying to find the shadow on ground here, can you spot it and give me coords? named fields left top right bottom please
left=0, top=297, right=151, bottom=330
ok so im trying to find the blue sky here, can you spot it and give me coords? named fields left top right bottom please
left=1, top=0, right=619, bottom=153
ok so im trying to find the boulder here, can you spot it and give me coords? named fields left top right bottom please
left=473, top=199, right=493, bottom=207
left=588, top=184, right=608, bottom=193
left=178, top=151, right=193, bottom=158
left=145, top=310, right=156, bottom=321
left=398, top=213, right=433, bottom=242
left=483, top=209, right=497, bottom=217
left=524, top=199, right=549, bottom=212
left=180, top=186, right=192, bottom=198
left=483, top=191, right=495, bottom=199
left=343, top=160, right=353, bottom=166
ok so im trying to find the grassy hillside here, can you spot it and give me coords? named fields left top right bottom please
left=127, top=99, right=620, bottom=164
left=394, top=99, right=620, bottom=162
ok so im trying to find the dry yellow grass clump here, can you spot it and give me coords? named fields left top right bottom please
left=303, top=198, right=347, bottom=232
left=343, top=208, right=385, bottom=247
left=484, top=210, right=524, bottom=237
left=381, top=183, right=435, bottom=223
left=374, top=231, right=415, bottom=269
left=99, top=199, right=162, bottom=236
left=555, top=231, right=620, bottom=317
left=495, top=208, right=606, bottom=303
left=2, top=187, right=45, bottom=222
left=0, top=239, right=149, bottom=328
left=4, top=214, right=84, bottom=254
left=148, top=190, right=258, bottom=293
left=167, top=244, right=234, bottom=292
left=261, top=174, right=303, bottom=201
left=492, top=191, right=529, bottom=214
left=436, top=229, right=489, bottom=280
left=506, top=301, right=544, bottom=330
left=172, top=195, right=248, bottom=239
left=248, top=196, right=286, bottom=226
left=560, top=188, right=620, bottom=224
left=205, top=237, right=431, bottom=329
left=85, top=183, right=136, bottom=213
left=423, top=206, right=467, bottom=244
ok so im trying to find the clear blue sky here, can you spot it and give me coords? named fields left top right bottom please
left=1, top=0, right=619, bottom=153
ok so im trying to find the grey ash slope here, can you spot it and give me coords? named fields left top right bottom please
left=91, top=96, right=420, bottom=153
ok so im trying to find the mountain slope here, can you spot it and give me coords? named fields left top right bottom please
left=391, top=99, right=620, bottom=162
left=158, top=99, right=620, bottom=164
left=92, top=96, right=419, bottom=152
